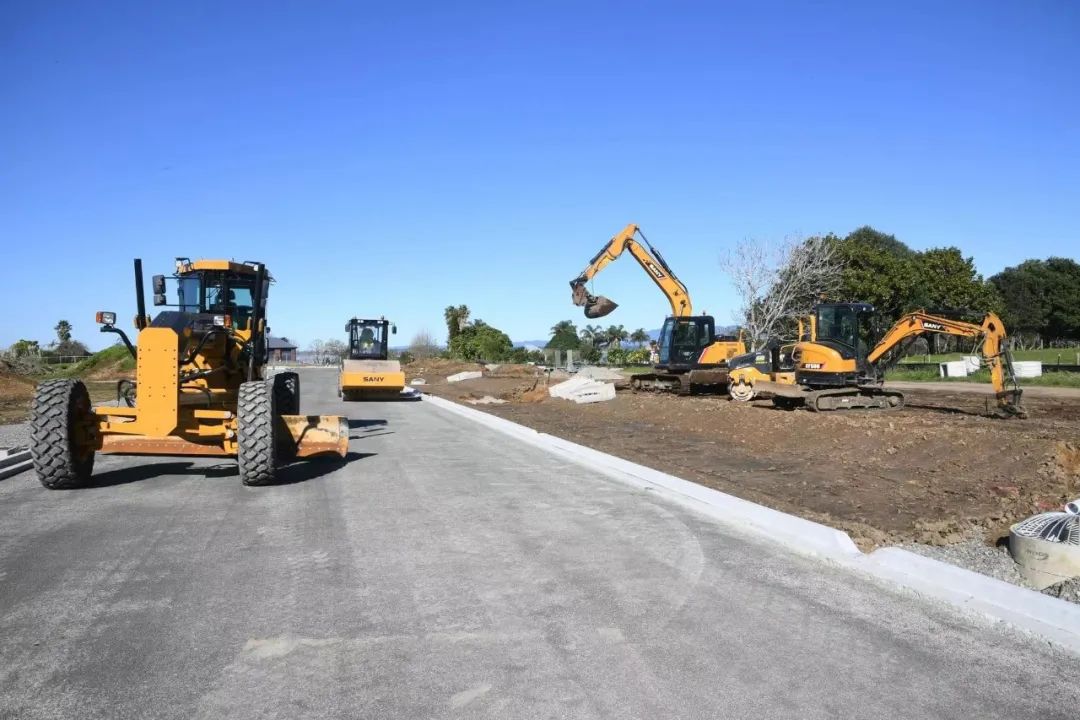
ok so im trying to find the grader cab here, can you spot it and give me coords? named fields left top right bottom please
left=30, top=258, right=349, bottom=489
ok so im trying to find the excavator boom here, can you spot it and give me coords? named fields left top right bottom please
left=570, top=224, right=693, bottom=319
left=865, top=310, right=1024, bottom=416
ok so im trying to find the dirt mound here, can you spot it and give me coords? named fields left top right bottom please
left=0, top=369, right=35, bottom=424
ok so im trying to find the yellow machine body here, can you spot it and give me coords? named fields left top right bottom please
left=90, top=259, right=348, bottom=459
left=339, top=317, right=404, bottom=400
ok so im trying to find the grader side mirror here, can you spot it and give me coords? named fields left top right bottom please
left=152, top=275, right=165, bottom=294
left=391, top=324, right=397, bottom=334
left=153, top=293, right=166, bottom=306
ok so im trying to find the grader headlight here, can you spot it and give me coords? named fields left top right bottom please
left=96, top=311, right=116, bottom=326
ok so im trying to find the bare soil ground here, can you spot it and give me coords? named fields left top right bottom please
left=0, top=371, right=36, bottom=424
left=409, top=361, right=1080, bottom=550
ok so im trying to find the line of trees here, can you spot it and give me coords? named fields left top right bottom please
left=726, top=226, right=1080, bottom=347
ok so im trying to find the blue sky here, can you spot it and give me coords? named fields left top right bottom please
left=2, top=1, right=1077, bottom=351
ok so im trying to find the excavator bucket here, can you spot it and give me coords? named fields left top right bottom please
left=571, top=283, right=619, bottom=319
left=584, top=295, right=618, bottom=318
left=278, top=414, right=350, bottom=458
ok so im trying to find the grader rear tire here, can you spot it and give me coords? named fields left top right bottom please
left=31, top=379, right=95, bottom=489
left=273, top=372, right=300, bottom=415
left=238, top=381, right=278, bottom=486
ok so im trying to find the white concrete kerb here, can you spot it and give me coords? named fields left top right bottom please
left=422, top=393, right=1080, bottom=656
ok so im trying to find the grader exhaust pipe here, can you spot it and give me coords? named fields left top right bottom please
left=571, top=281, right=618, bottom=319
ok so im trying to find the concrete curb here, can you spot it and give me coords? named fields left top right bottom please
left=423, top=394, right=1080, bottom=656
left=0, top=448, right=31, bottom=480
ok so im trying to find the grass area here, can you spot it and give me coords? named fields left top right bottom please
left=60, top=344, right=135, bottom=378
left=619, top=365, right=655, bottom=375
left=899, top=348, right=1080, bottom=365
left=887, top=366, right=1080, bottom=387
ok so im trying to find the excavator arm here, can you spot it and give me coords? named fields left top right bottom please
left=570, top=223, right=693, bottom=319
left=866, top=311, right=1024, bottom=415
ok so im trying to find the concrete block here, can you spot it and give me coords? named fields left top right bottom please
left=571, top=382, right=616, bottom=404
left=447, top=371, right=482, bottom=383
left=1013, top=361, right=1042, bottom=378
left=410, top=378, right=427, bottom=385
left=549, top=377, right=593, bottom=399
left=939, top=361, right=968, bottom=378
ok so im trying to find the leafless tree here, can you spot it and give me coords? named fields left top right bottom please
left=408, top=329, right=440, bottom=360
left=323, top=339, right=348, bottom=362
left=308, top=339, right=325, bottom=364
left=721, top=234, right=841, bottom=346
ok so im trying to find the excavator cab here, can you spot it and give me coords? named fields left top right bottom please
left=658, top=316, right=715, bottom=369
left=810, top=303, right=876, bottom=377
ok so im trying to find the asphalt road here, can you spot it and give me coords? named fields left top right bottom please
left=0, top=368, right=1076, bottom=719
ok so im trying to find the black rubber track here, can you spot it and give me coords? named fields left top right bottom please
left=273, top=372, right=301, bottom=415
left=31, top=379, right=95, bottom=489
left=238, top=380, right=277, bottom=486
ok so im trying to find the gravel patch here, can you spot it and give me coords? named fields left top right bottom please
left=0, top=421, right=30, bottom=450
left=903, top=532, right=1080, bottom=605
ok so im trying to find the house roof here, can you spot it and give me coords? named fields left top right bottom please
left=267, top=337, right=297, bottom=350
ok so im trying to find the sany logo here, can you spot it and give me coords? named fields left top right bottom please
left=644, top=261, right=667, bottom=279
left=923, top=321, right=945, bottom=331
left=363, top=376, right=385, bottom=382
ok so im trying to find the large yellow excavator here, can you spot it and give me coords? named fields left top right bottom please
left=756, top=302, right=1026, bottom=416
left=569, top=223, right=744, bottom=393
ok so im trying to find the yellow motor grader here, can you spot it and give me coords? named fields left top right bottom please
left=30, top=258, right=349, bottom=489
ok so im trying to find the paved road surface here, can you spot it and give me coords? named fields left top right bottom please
left=0, top=369, right=1076, bottom=719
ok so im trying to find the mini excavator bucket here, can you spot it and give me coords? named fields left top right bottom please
left=571, top=283, right=619, bottom=319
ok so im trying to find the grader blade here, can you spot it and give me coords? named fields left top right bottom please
left=278, top=415, right=349, bottom=458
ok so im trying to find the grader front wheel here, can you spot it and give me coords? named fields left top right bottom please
left=31, top=379, right=96, bottom=489
left=238, top=381, right=278, bottom=486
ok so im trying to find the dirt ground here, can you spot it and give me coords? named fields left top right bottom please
left=409, top=360, right=1080, bottom=550
left=0, top=371, right=36, bottom=424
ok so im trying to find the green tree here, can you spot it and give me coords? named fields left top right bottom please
left=547, top=320, right=581, bottom=350
left=833, top=227, right=922, bottom=319
left=990, top=258, right=1080, bottom=338
left=8, top=339, right=40, bottom=357
left=915, top=247, right=1001, bottom=313
left=443, top=305, right=470, bottom=342
left=579, top=324, right=604, bottom=346
left=54, top=320, right=72, bottom=345
left=629, top=328, right=650, bottom=347
left=605, top=324, right=628, bottom=348
left=448, top=320, right=513, bottom=361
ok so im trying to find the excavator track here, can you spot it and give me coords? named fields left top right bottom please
left=805, top=387, right=905, bottom=412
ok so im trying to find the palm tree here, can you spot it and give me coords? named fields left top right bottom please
left=54, top=320, right=73, bottom=344
left=443, top=305, right=470, bottom=340
left=605, top=324, right=628, bottom=349
left=550, top=319, right=577, bottom=338
left=580, top=324, right=604, bottom=346
left=630, top=328, right=650, bottom=347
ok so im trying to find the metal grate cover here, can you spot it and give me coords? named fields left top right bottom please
left=1012, top=512, right=1080, bottom=545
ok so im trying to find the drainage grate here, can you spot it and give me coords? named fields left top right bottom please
left=1012, top=512, right=1080, bottom=545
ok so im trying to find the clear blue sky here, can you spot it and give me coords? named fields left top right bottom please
left=3, top=1, right=1077, bottom=351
